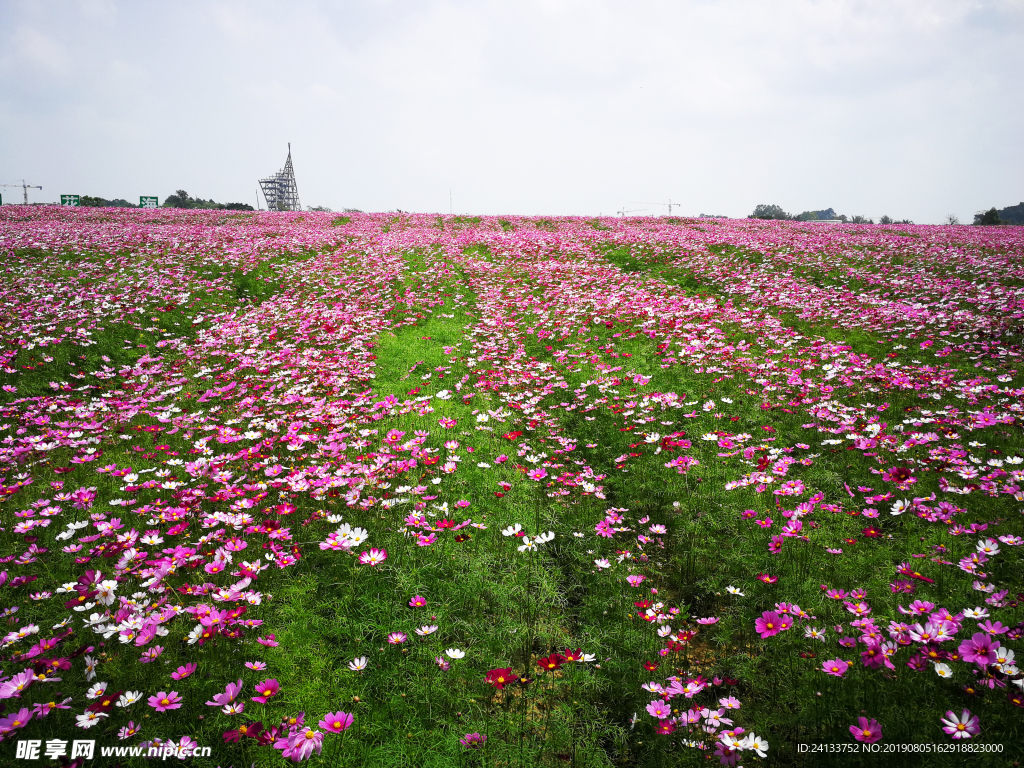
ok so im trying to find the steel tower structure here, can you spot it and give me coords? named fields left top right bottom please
left=259, top=144, right=301, bottom=211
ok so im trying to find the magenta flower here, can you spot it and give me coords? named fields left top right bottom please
left=387, top=632, right=407, bottom=645
left=527, top=468, right=547, bottom=481
left=171, top=663, right=197, bottom=680
left=460, top=733, right=487, bottom=749
left=318, top=711, right=354, bottom=733
left=256, top=634, right=279, bottom=647
left=626, top=574, right=646, bottom=587
left=822, top=659, right=850, bottom=677
left=251, top=679, right=280, bottom=704
left=850, top=717, right=882, bottom=744
left=358, top=548, right=387, bottom=566
left=940, top=709, right=980, bottom=739
left=958, top=633, right=998, bottom=665
left=755, top=611, right=782, bottom=639
left=408, top=595, right=427, bottom=608
left=277, top=728, right=324, bottom=761
left=207, top=679, right=243, bottom=707
left=147, top=691, right=182, bottom=712
left=646, top=700, right=671, bottom=719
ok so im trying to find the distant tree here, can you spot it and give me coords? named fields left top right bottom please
left=220, top=203, right=255, bottom=211
left=997, top=202, right=1024, bottom=225
left=163, top=190, right=192, bottom=208
left=894, top=219, right=914, bottom=225
left=850, top=215, right=873, bottom=224
left=974, top=208, right=1002, bottom=226
left=878, top=215, right=894, bottom=225
left=306, top=205, right=332, bottom=212
left=794, top=211, right=819, bottom=222
left=80, top=195, right=137, bottom=208
left=342, top=208, right=363, bottom=213
left=944, top=214, right=960, bottom=225
left=750, top=204, right=791, bottom=220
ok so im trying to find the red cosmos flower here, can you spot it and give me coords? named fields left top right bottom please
left=503, top=431, right=523, bottom=440
left=756, top=573, right=778, bottom=585
left=862, top=526, right=882, bottom=538
left=643, top=660, right=659, bottom=672
left=224, top=721, right=264, bottom=743
left=485, top=668, right=517, bottom=689
left=563, top=648, right=583, bottom=662
left=87, top=691, right=121, bottom=713
left=537, top=653, right=565, bottom=672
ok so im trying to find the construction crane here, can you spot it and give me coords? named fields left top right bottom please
left=0, top=180, right=43, bottom=205
left=617, top=207, right=646, bottom=217
left=628, top=199, right=682, bottom=215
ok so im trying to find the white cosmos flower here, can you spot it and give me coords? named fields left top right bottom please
left=348, top=656, right=368, bottom=672
left=85, top=682, right=108, bottom=699
left=934, top=663, right=953, bottom=678
left=76, top=711, right=108, bottom=728
left=726, top=586, right=744, bottom=596
left=415, top=625, right=438, bottom=636
left=501, top=524, right=522, bottom=537
left=117, top=691, right=142, bottom=707
left=445, top=648, right=465, bottom=659
left=594, top=558, right=611, bottom=569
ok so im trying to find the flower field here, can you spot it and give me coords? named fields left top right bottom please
left=0, top=206, right=1022, bottom=766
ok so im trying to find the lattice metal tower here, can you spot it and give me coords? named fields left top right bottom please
left=259, top=144, right=301, bottom=211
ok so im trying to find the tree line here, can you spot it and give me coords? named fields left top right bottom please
left=748, top=204, right=912, bottom=225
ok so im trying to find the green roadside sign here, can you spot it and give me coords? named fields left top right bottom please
left=140, top=196, right=159, bottom=208
left=60, top=195, right=80, bottom=206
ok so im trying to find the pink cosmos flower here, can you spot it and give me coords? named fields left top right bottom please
left=358, top=548, right=387, bottom=566
left=319, top=710, right=354, bottom=733
left=626, top=574, right=646, bottom=587
left=940, top=709, right=980, bottom=739
left=755, top=611, right=782, bottom=639
left=171, top=663, right=197, bottom=680
left=822, top=659, right=850, bottom=677
left=148, top=691, right=182, bottom=712
left=460, top=733, right=487, bottom=749
left=256, top=634, right=279, bottom=647
left=387, top=632, right=407, bottom=645
left=959, top=633, right=998, bottom=665
left=409, top=595, right=427, bottom=607
left=207, top=680, right=243, bottom=707
left=527, top=468, right=548, bottom=481
left=850, top=717, right=882, bottom=743
left=646, top=700, right=671, bottom=719
left=277, top=728, right=324, bottom=761
left=251, top=679, right=280, bottom=704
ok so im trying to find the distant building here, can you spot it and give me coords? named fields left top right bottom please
left=259, top=144, right=301, bottom=212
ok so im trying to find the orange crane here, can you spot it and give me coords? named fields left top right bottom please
left=0, top=180, right=43, bottom=205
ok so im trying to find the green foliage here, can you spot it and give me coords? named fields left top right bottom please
left=163, top=190, right=253, bottom=211
left=974, top=207, right=1003, bottom=226
left=750, top=204, right=791, bottom=220
left=80, top=195, right=137, bottom=208
left=995, top=202, right=1024, bottom=225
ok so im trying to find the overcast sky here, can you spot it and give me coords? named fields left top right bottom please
left=1, top=0, right=1022, bottom=222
